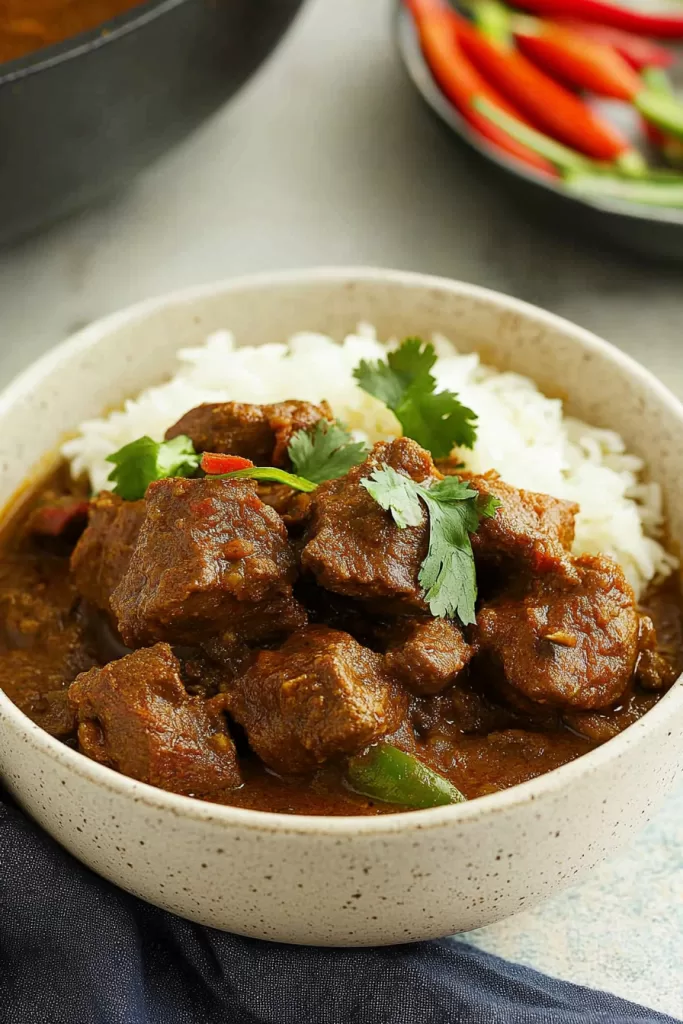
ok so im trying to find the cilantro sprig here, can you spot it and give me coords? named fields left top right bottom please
left=353, top=338, right=477, bottom=458
left=106, top=434, right=201, bottom=501
left=106, top=433, right=317, bottom=500
left=361, top=468, right=500, bottom=624
left=287, top=420, right=368, bottom=484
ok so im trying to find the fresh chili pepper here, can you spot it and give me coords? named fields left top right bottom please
left=476, top=96, right=683, bottom=206
left=217, top=466, right=318, bottom=492
left=512, top=0, right=683, bottom=40
left=457, top=8, right=633, bottom=161
left=639, top=66, right=683, bottom=167
left=565, top=170, right=683, bottom=207
left=201, top=452, right=255, bottom=475
left=347, top=744, right=466, bottom=809
left=512, top=16, right=641, bottom=100
left=406, top=0, right=556, bottom=175
left=473, top=96, right=590, bottom=169
left=637, top=89, right=683, bottom=144
left=552, top=19, right=673, bottom=70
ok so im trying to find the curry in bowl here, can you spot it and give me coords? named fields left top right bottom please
left=1, top=332, right=679, bottom=816
left=0, top=0, right=146, bottom=63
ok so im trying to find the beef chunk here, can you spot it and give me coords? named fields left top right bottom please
left=301, top=438, right=438, bottom=612
left=176, top=639, right=254, bottom=699
left=477, top=554, right=640, bottom=709
left=226, top=626, right=408, bottom=773
left=439, top=465, right=578, bottom=582
left=385, top=617, right=474, bottom=695
left=111, top=477, right=306, bottom=647
left=69, top=644, right=241, bottom=797
left=635, top=614, right=678, bottom=691
left=71, top=492, right=145, bottom=614
left=165, top=399, right=332, bottom=467
left=412, top=677, right=518, bottom=738
left=563, top=689, right=659, bottom=744
left=258, top=483, right=313, bottom=532
left=467, top=472, right=578, bottom=580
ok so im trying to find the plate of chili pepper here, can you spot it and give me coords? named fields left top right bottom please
left=396, top=0, right=683, bottom=260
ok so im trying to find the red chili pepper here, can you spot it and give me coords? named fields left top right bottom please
left=201, top=452, right=255, bottom=475
left=512, top=0, right=683, bottom=40
left=456, top=15, right=631, bottom=160
left=552, top=18, right=673, bottom=70
left=28, top=498, right=89, bottom=538
left=406, top=0, right=556, bottom=175
left=513, top=17, right=641, bottom=100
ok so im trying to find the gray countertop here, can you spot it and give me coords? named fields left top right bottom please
left=0, top=0, right=681, bottom=1014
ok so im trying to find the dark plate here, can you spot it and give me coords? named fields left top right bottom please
left=0, top=0, right=305, bottom=244
left=395, top=0, right=683, bottom=262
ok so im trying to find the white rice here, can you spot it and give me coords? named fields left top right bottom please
left=62, top=325, right=677, bottom=599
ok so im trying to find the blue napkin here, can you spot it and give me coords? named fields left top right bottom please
left=1, top=792, right=679, bottom=1024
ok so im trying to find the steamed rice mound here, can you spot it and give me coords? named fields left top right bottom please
left=62, top=325, right=676, bottom=599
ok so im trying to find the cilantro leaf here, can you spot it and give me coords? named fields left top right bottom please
left=361, top=468, right=502, bottom=624
left=288, top=420, right=369, bottom=484
left=361, top=466, right=424, bottom=528
left=106, top=434, right=201, bottom=500
left=353, top=337, right=436, bottom=409
left=418, top=494, right=480, bottom=624
left=395, top=386, right=478, bottom=457
left=353, top=337, right=478, bottom=458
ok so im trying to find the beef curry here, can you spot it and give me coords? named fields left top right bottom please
left=0, top=0, right=145, bottom=63
left=0, top=397, right=680, bottom=815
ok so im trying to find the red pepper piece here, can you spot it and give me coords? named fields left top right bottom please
left=28, top=498, right=89, bottom=538
left=406, top=0, right=556, bottom=175
left=513, top=18, right=641, bottom=100
left=456, top=15, right=630, bottom=160
left=552, top=18, right=673, bottom=70
left=201, top=452, right=255, bottom=475
left=512, top=0, right=683, bottom=40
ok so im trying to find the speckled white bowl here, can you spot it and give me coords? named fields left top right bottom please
left=0, top=268, right=682, bottom=946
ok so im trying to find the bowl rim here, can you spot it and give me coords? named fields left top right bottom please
left=395, top=0, right=683, bottom=229
left=0, top=0, right=188, bottom=84
left=1, top=264, right=681, bottom=836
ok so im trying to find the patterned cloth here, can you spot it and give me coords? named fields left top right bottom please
left=1, top=793, right=680, bottom=1024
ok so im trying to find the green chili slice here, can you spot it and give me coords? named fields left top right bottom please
left=216, top=466, right=317, bottom=492
left=347, top=744, right=466, bottom=809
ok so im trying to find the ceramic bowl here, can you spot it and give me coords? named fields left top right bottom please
left=0, top=267, right=681, bottom=946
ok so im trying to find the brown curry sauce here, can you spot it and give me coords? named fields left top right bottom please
left=0, top=463, right=680, bottom=816
left=0, top=0, right=145, bottom=64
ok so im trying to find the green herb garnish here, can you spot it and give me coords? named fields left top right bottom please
left=347, top=744, right=466, bottom=809
left=362, top=468, right=500, bottom=624
left=353, top=338, right=477, bottom=458
left=216, top=466, right=317, bottom=492
left=106, top=434, right=201, bottom=501
left=287, top=420, right=369, bottom=484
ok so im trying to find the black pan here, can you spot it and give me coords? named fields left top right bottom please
left=395, top=0, right=683, bottom=263
left=0, top=0, right=304, bottom=244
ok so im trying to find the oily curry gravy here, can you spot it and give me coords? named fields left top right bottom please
left=0, top=0, right=146, bottom=63
left=0, top=398, right=680, bottom=816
